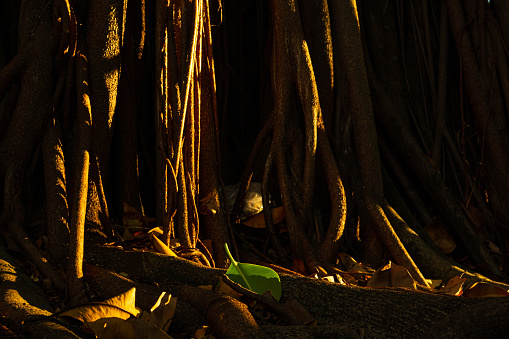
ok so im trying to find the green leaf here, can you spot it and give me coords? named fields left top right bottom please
left=224, top=243, right=282, bottom=301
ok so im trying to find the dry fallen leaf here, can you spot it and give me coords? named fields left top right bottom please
left=367, top=261, right=417, bottom=289
left=463, top=282, right=509, bottom=298
left=440, top=276, right=467, bottom=296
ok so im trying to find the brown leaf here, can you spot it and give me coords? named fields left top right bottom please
left=440, top=276, right=466, bottom=296
left=242, top=207, right=286, bottom=229
left=425, top=220, right=456, bottom=254
left=389, top=263, right=417, bottom=289
left=367, top=261, right=417, bottom=289
left=463, top=282, right=509, bottom=298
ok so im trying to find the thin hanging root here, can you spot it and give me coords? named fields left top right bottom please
left=197, top=237, right=215, bottom=267
left=177, top=156, right=191, bottom=248
left=173, top=0, right=202, bottom=176
left=154, top=0, right=168, bottom=239
left=262, top=142, right=290, bottom=267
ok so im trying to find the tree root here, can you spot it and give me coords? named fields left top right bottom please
left=84, top=244, right=509, bottom=338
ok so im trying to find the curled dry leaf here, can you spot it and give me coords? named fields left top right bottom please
left=103, top=287, right=140, bottom=317
left=151, top=233, right=177, bottom=257
left=59, top=288, right=140, bottom=325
